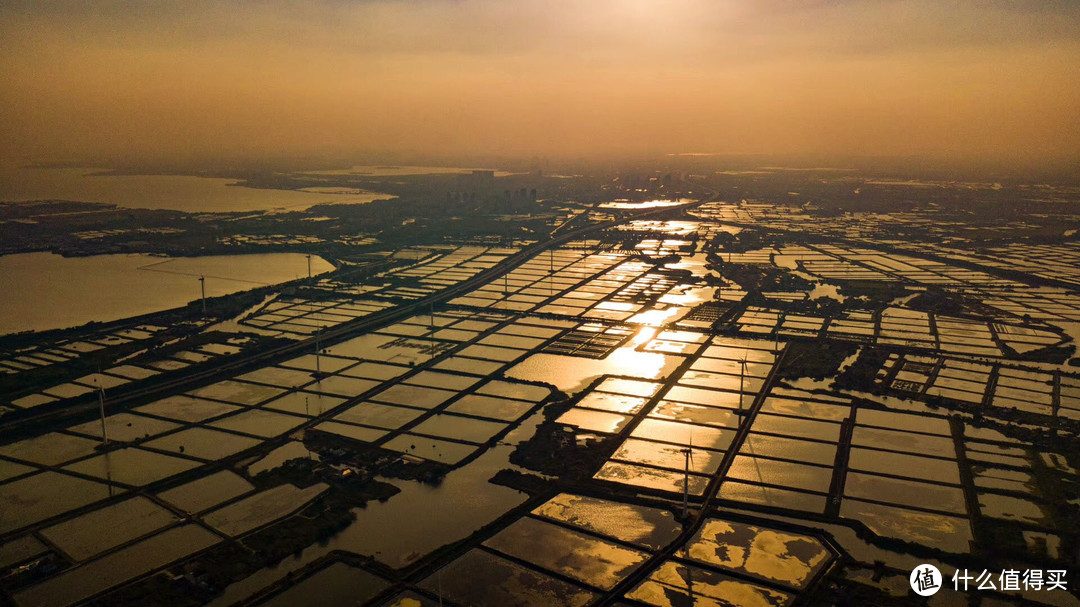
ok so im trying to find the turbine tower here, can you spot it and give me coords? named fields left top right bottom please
left=97, top=382, right=109, bottom=446
left=681, top=431, right=694, bottom=518
left=315, top=324, right=323, bottom=376
left=739, top=353, right=747, bottom=409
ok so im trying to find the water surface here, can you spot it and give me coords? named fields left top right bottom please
left=0, top=252, right=332, bottom=335
left=0, top=166, right=387, bottom=212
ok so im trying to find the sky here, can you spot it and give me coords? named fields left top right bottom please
left=1, top=0, right=1078, bottom=170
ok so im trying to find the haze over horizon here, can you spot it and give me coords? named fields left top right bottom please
left=2, top=1, right=1078, bottom=172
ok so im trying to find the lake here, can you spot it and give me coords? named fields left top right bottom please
left=0, top=166, right=389, bottom=213
left=0, top=252, right=333, bottom=336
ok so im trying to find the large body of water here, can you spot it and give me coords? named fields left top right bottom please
left=0, top=166, right=387, bottom=213
left=0, top=252, right=333, bottom=336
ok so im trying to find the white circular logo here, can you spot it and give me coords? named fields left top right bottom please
left=910, top=564, right=942, bottom=596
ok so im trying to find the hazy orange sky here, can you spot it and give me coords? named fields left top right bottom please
left=1, top=1, right=1078, bottom=168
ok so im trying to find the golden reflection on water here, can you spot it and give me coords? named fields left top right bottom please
left=840, top=499, right=973, bottom=553
left=599, top=199, right=686, bottom=210
left=658, top=285, right=717, bottom=306
left=744, top=531, right=826, bottom=588
left=627, top=286, right=716, bottom=326
left=629, top=561, right=791, bottom=607
left=687, top=520, right=830, bottom=588
left=483, top=517, right=648, bottom=590
left=532, top=493, right=681, bottom=551
left=507, top=326, right=679, bottom=392
left=631, top=326, right=657, bottom=344
left=628, top=308, right=681, bottom=326
left=606, top=327, right=669, bottom=375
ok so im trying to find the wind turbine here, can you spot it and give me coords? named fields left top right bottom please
left=305, top=395, right=313, bottom=458
left=739, top=352, right=748, bottom=409
left=548, top=248, right=554, bottom=296
left=198, top=276, right=207, bottom=317
left=96, top=380, right=109, bottom=447
left=681, top=431, right=694, bottom=519
left=315, top=324, right=323, bottom=376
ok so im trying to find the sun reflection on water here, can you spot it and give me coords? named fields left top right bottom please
left=506, top=326, right=679, bottom=393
